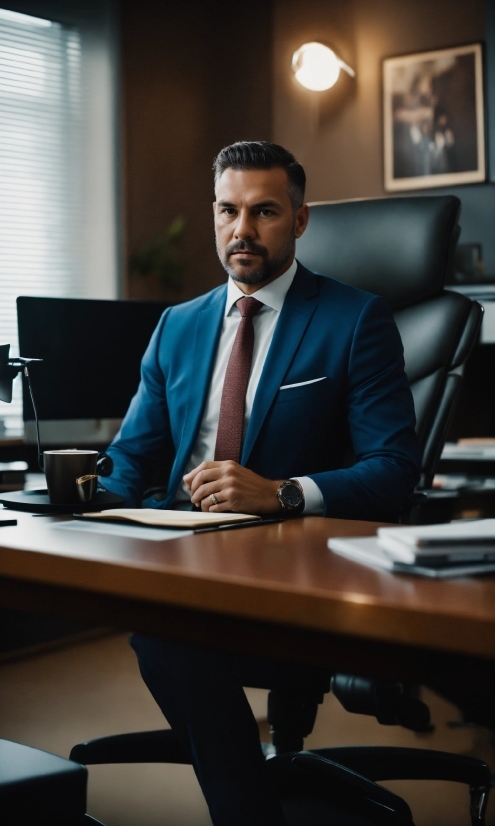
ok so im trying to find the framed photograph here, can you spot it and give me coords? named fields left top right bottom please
left=383, top=43, right=485, bottom=192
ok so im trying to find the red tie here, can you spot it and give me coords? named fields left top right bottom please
left=214, top=297, right=263, bottom=463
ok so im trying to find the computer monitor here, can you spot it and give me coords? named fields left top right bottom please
left=17, top=296, right=170, bottom=446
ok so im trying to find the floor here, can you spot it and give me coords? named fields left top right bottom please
left=0, top=634, right=493, bottom=826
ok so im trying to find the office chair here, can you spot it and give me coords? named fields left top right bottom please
left=71, top=197, right=490, bottom=825
left=296, top=195, right=483, bottom=495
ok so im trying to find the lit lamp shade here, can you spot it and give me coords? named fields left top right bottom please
left=292, top=42, right=355, bottom=91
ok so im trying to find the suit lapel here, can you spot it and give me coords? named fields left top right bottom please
left=168, top=286, right=226, bottom=496
left=241, top=265, right=319, bottom=465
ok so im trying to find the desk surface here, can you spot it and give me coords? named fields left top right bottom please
left=0, top=513, right=494, bottom=665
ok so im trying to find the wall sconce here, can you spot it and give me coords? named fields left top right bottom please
left=292, top=42, right=355, bottom=91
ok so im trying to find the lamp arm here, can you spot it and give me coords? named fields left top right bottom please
left=23, top=366, right=44, bottom=471
left=3, top=356, right=111, bottom=478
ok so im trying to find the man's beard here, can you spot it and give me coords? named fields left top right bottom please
left=217, top=238, right=295, bottom=285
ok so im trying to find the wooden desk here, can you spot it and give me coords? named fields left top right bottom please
left=0, top=513, right=494, bottom=708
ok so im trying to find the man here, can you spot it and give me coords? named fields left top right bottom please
left=105, top=142, right=420, bottom=825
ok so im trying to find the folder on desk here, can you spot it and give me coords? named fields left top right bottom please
left=377, top=519, right=495, bottom=561
left=329, top=519, right=495, bottom=578
left=80, top=508, right=261, bottom=530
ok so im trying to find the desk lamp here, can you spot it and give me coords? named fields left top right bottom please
left=0, top=342, right=113, bottom=477
left=0, top=343, right=43, bottom=462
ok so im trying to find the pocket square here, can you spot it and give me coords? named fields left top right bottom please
left=279, top=377, right=326, bottom=390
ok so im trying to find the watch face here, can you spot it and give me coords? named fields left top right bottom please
left=281, top=482, right=304, bottom=508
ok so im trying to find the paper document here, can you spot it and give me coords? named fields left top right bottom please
left=80, top=508, right=261, bottom=530
left=54, top=520, right=192, bottom=542
left=442, top=442, right=495, bottom=460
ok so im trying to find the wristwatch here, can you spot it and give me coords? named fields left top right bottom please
left=276, top=479, right=305, bottom=513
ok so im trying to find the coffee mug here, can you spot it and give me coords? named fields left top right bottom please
left=44, top=449, right=98, bottom=505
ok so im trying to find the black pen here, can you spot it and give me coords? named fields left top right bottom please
left=194, top=516, right=284, bottom=534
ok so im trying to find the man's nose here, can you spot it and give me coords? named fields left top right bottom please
left=234, top=210, right=256, bottom=239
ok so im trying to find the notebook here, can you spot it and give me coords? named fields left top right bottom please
left=377, top=519, right=495, bottom=563
left=79, top=508, right=262, bottom=531
left=328, top=536, right=495, bottom=579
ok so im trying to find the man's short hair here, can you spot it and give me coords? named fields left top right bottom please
left=213, top=141, right=306, bottom=210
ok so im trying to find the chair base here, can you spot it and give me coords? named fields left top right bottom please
left=71, top=729, right=492, bottom=826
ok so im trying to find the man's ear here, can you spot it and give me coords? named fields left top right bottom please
left=294, top=203, right=310, bottom=238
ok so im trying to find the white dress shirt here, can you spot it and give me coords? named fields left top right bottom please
left=177, top=259, right=324, bottom=513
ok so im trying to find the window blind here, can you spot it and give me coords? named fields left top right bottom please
left=0, top=7, right=84, bottom=434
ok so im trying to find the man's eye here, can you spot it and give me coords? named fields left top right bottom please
left=258, top=209, right=275, bottom=217
left=222, top=208, right=237, bottom=216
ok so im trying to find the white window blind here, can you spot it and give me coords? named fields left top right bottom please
left=0, top=7, right=85, bottom=434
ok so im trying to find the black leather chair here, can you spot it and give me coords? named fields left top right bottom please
left=70, top=196, right=490, bottom=825
left=296, top=195, right=483, bottom=494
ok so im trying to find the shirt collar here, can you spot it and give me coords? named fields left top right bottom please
left=224, top=258, right=298, bottom=317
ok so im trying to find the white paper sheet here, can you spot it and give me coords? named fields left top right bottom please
left=52, top=520, right=193, bottom=542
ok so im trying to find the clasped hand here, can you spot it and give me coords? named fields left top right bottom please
left=183, top=461, right=282, bottom=514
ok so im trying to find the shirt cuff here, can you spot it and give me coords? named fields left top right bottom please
left=293, top=476, right=325, bottom=515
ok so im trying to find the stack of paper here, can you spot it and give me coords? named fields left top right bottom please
left=328, top=519, right=495, bottom=578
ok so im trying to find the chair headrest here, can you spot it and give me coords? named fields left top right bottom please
left=296, top=196, right=461, bottom=310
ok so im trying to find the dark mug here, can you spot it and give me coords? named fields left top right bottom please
left=44, top=450, right=98, bottom=505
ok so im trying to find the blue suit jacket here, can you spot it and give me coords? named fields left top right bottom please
left=105, top=264, right=420, bottom=520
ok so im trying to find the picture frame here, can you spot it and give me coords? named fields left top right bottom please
left=383, top=43, right=485, bottom=192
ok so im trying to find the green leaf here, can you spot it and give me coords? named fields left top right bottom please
left=129, top=217, right=187, bottom=291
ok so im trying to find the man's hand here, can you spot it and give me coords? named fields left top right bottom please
left=183, top=461, right=282, bottom=514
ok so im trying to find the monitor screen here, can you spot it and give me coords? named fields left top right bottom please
left=17, top=296, right=170, bottom=445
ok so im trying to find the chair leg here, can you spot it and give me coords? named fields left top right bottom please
left=267, top=689, right=323, bottom=755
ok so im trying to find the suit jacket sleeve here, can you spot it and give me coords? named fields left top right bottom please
left=308, top=295, right=420, bottom=520
left=104, top=309, right=173, bottom=506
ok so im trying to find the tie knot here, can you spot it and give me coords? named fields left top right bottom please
left=236, top=296, right=263, bottom=319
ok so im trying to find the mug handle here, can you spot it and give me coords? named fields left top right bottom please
left=96, top=453, right=113, bottom=477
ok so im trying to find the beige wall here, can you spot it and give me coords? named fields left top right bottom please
left=273, top=0, right=486, bottom=202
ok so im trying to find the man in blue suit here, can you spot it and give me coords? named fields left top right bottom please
left=105, top=142, right=420, bottom=825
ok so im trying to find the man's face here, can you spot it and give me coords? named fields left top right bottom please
left=214, top=167, right=309, bottom=292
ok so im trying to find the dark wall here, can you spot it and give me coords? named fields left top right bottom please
left=272, top=0, right=495, bottom=273
left=122, top=0, right=495, bottom=296
left=121, top=0, right=272, bottom=301
left=273, top=0, right=485, bottom=199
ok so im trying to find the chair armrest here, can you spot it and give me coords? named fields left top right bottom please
left=309, top=747, right=492, bottom=825
left=290, top=752, right=413, bottom=825
left=310, top=746, right=491, bottom=786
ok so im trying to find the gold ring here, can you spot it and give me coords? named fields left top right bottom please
left=210, top=493, right=219, bottom=506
